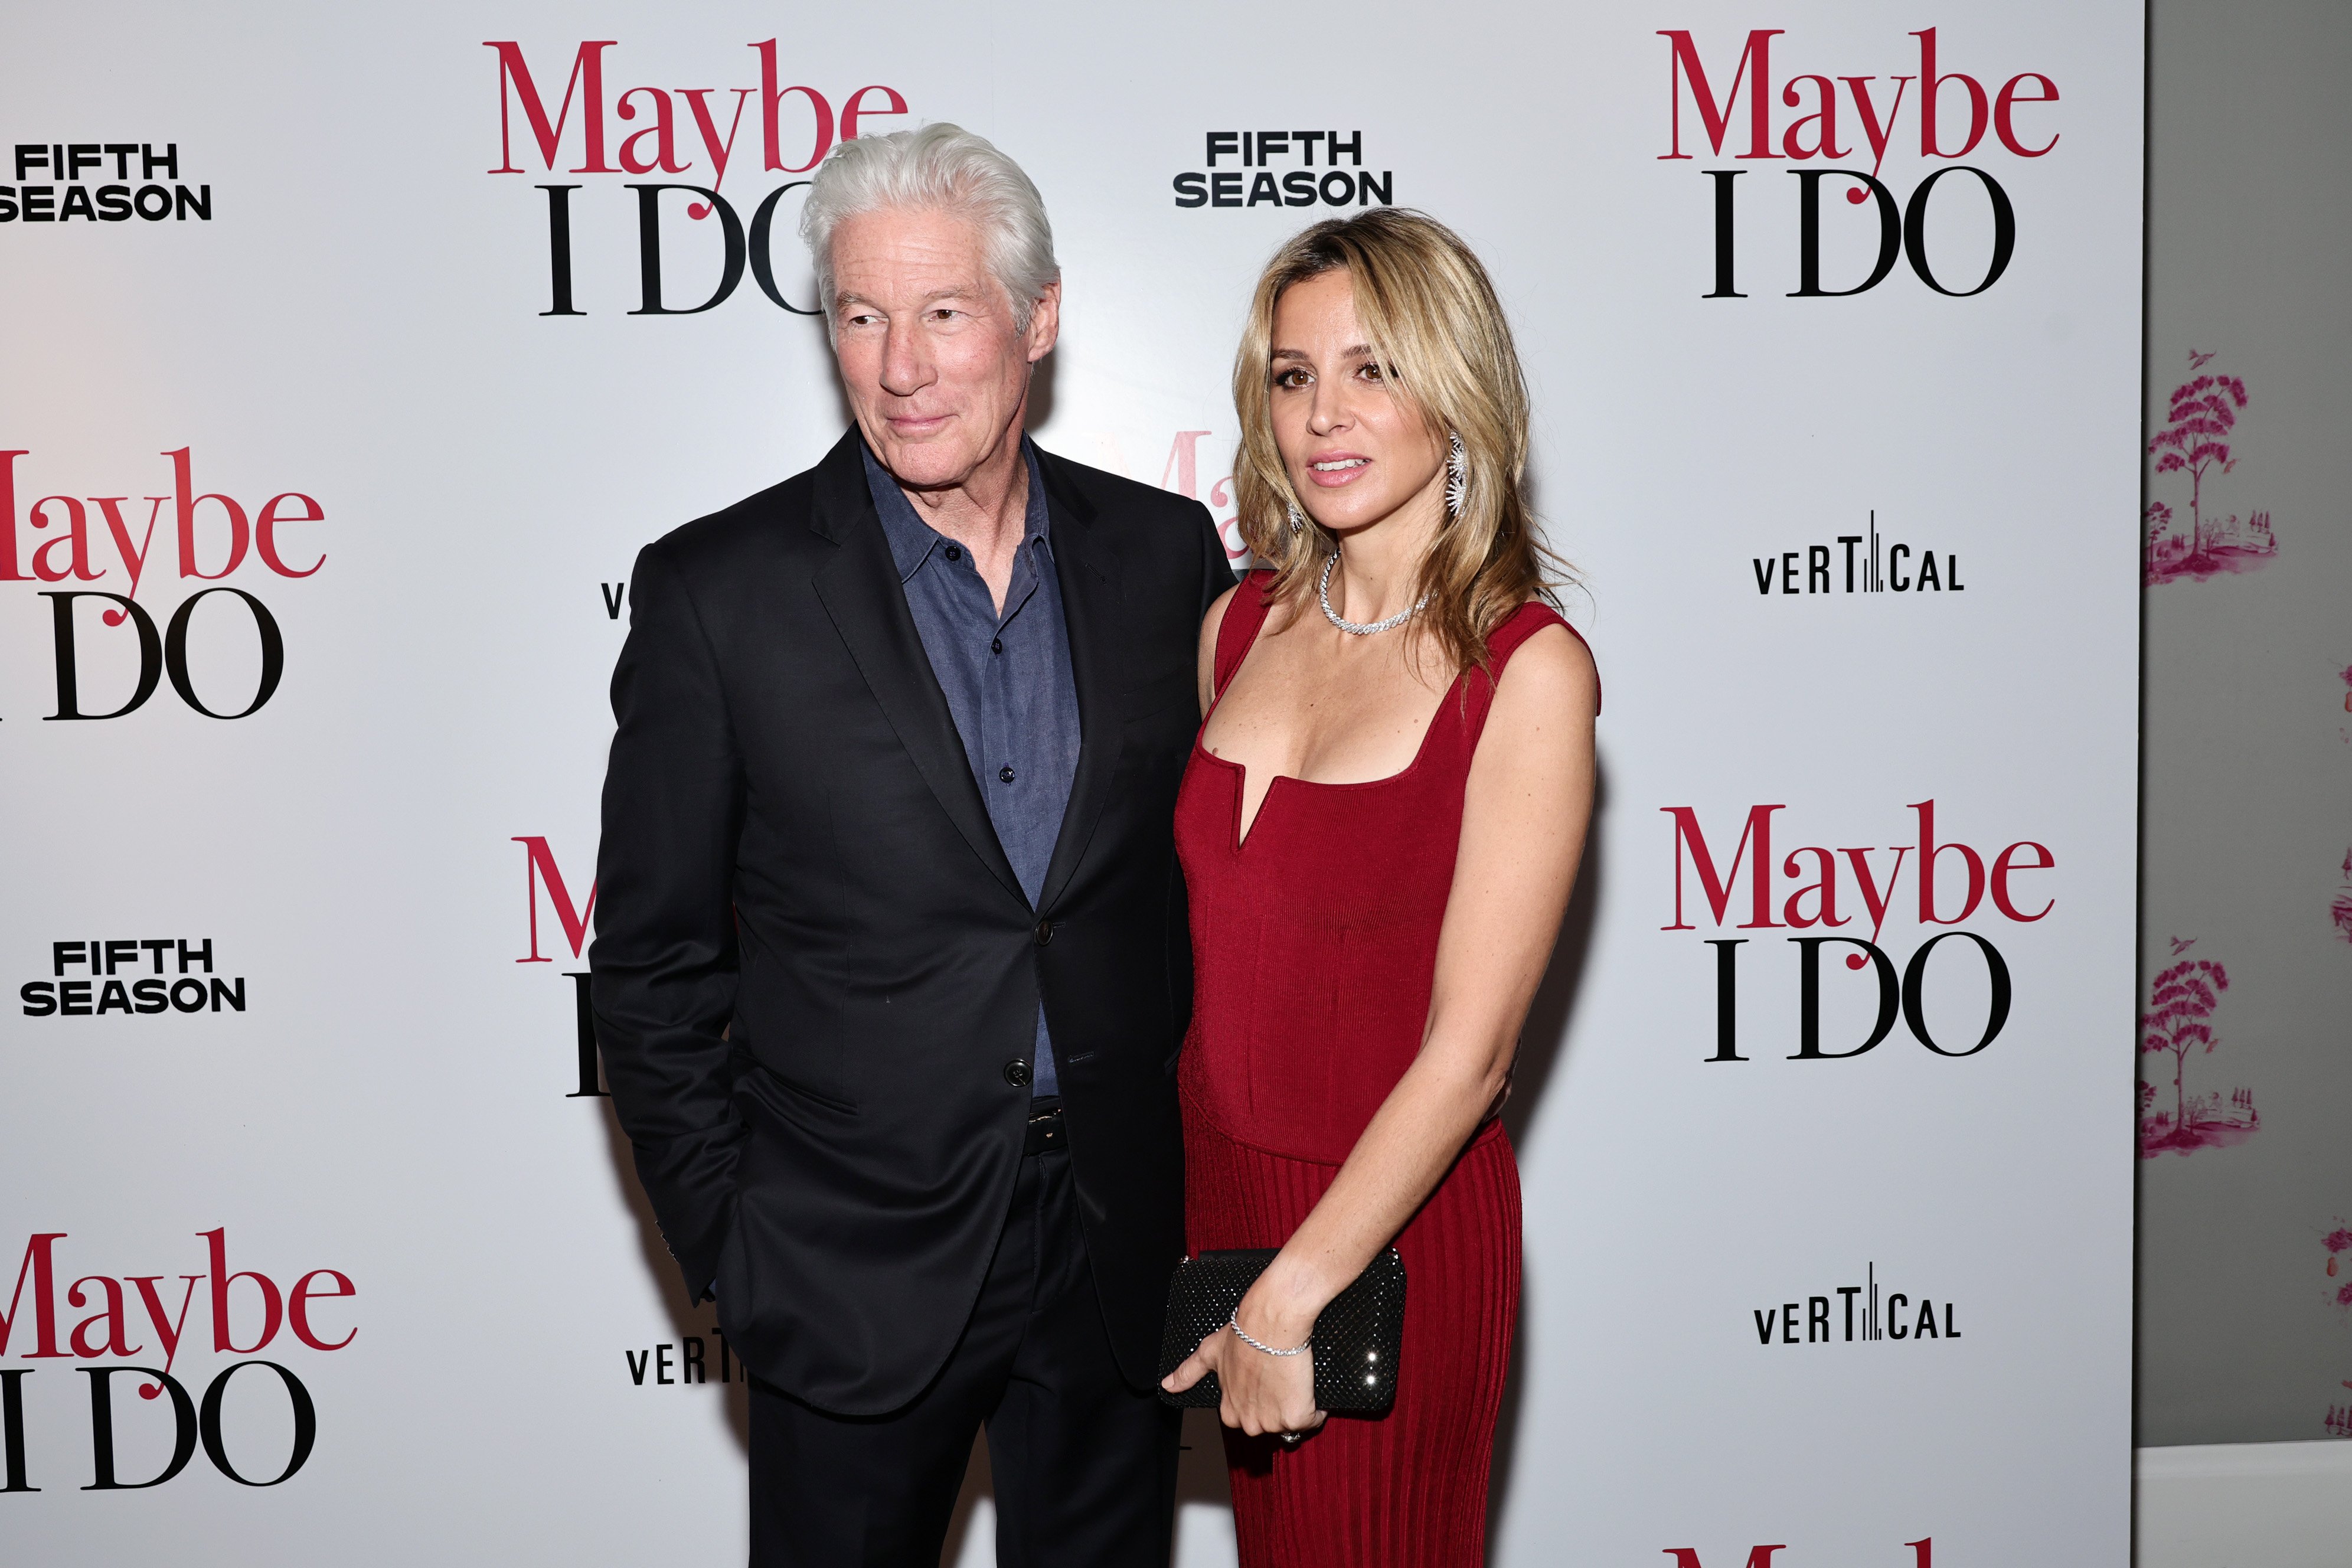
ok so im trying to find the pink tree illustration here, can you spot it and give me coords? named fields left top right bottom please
left=2334, top=850, right=2352, bottom=944
left=2148, top=363, right=2250, bottom=562
left=2142, top=501, right=2178, bottom=584
left=2141, top=957, right=2240, bottom=1153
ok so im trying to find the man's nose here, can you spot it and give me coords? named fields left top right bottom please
left=880, top=321, right=930, bottom=397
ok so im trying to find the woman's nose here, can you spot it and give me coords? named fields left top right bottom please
left=1307, top=383, right=1348, bottom=435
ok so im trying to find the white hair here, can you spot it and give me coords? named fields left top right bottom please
left=799, top=122, right=1060, bottom=333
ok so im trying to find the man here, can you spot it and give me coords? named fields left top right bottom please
left=590, top=122, right=1230, bottom=1566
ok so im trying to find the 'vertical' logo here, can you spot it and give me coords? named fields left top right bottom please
left=1752, top=1262, right=1961, bottom=1347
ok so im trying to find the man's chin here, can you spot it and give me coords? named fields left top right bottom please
left=874, top=440, right=978, bottom=491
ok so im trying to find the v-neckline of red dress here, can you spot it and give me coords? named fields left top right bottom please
left=1192, top=662, right=1474, bottom=853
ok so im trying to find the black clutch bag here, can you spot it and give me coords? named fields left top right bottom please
left=1156, top=1247, right=1406, bottom=1415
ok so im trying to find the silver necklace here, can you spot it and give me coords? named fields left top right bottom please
left=1317, top=553, right=1429, bottom=636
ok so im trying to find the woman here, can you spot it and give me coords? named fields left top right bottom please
left=1161, top=210, right=1598, bottom=1566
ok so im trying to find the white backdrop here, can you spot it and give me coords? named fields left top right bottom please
left=1, top=4, right=2142, bottom=1564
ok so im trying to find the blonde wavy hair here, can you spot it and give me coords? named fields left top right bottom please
left=1231, top=209, right=1567, bottom=672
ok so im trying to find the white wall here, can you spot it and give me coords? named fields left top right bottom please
left=2135, top=1443, right=2352, bottom=1567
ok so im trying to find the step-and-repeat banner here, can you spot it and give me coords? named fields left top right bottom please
left=2, top=3, right=2140, bottom=1563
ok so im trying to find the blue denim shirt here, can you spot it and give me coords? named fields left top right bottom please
left=862, top=439, right=1080, bottom=1099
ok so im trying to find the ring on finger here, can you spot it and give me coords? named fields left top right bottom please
left=1279, top=1431, right=1303, bottom=1446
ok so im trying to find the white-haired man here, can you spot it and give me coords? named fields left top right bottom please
left=591, top=123, right=1230, bottom=1564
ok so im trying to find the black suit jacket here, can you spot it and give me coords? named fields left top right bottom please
left=591, top=426, right=1231, bottom=1415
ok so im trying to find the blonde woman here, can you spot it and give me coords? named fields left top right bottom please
left=1161, top=211, right=1598, bottom=1565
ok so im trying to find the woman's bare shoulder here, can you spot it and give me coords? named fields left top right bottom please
left=1197, top=582, right=1244, bottom=711
left=1489, top=620, right=1599, bottom=732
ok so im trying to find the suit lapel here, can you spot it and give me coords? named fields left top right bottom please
left=808, top=430, right=1027, bottom=907
left=1037, top=447, right=1129, bottom=912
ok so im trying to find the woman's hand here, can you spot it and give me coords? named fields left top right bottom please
left=1160, top=1289, right=1327, bottom=1440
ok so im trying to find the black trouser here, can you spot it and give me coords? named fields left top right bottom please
left=747, top=1129, right=1180, bottom=1567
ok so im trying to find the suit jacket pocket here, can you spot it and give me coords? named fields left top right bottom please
left=742, top=1062, right=860, bottom=1132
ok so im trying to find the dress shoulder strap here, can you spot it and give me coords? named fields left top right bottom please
left=1211, top=569, right=1278, bottom=700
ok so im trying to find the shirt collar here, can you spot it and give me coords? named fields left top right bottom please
left=861, top=436, right=1051, bottom=585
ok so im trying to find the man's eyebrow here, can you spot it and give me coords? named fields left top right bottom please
left=833, top=284, right=992, bottom=314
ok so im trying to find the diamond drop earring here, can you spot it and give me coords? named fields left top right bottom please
left=1286, top=499, right=1306, bottom=535
left=1445, top=431, right=1469, bottom=521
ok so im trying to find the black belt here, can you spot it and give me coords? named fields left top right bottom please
left=1024, top=1102, right=1066, bottom=1156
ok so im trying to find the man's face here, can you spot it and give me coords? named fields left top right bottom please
left=829, top=206, right=1059, bottom=491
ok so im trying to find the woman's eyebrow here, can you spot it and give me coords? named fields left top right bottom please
left=1270, top=343, right=1374, bottom=362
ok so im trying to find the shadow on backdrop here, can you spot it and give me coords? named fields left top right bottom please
left=1488, top=747, right=1608, bottom=1543
left=598, top=1101, right=752, bottom=1456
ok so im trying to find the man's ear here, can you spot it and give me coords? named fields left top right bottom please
left=1025, top=278, right=1063, bottom=364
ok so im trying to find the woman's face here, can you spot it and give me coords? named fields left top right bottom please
left=1268, top=269, right=1448, bottom=542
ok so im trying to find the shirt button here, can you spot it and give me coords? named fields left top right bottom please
left=998, top=765, right=1016, bottom=783
left=943, top=544, right=962, bottom=562
left=1034, top=919, right=1054, bottom=947
left=991, top=637, right=1003, bottom=655
left=1003, top=1059, right=1032, bottom=1088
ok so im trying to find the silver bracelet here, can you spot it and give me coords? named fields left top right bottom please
left=1228, top=1312, right=1311, bottom=1357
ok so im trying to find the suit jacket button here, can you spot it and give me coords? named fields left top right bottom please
left=1004, top=1059, right=1033, bottom=1088
left=1034, top=919, right=1054, bottom=946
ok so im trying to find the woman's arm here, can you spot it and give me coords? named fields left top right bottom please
left=1164, top=622, right=1598, bottom=1435
left=1198, top=583, right=1239, bottom=717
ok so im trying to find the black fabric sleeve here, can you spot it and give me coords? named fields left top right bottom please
left=1167, top=498, right=1230, bottom=1067
left=589, top=540, right=747, bottom=1306
left=1194, top=499, right=1236, bottom=618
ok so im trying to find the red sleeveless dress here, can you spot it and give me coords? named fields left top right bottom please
left=1176, top=574, right=1586, bottom=1568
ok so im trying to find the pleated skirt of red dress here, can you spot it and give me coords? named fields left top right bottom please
left=1181, top=1107, right=1522, bottom=1568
